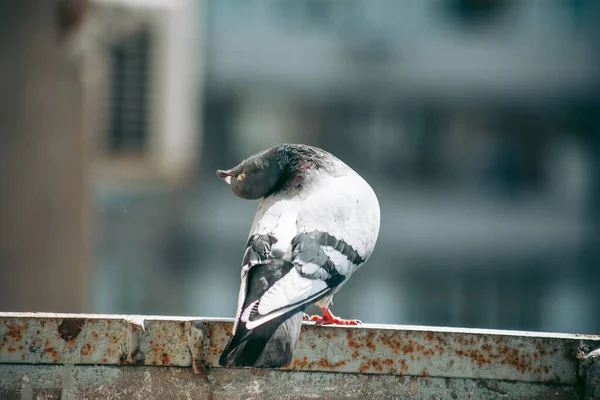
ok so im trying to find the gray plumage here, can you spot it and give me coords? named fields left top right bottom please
left=217, top=144, right=380, bottom=368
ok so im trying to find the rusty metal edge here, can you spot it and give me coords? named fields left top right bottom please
left=1, top=313, right=599, bottom=386
left=0, top=313, right=596, bottom=339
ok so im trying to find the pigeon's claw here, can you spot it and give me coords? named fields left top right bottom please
left=317, top=316, right=362, bottom=326
left=306, top=307, right=362, bottom=326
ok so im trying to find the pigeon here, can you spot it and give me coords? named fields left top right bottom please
left=217, top=144, right=380, bottom=368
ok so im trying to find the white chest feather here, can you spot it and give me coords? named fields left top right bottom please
left=250, top=170, right=380, bottom=259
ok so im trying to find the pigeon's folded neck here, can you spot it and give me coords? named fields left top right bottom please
left=217, top=144, right=334, bottom=200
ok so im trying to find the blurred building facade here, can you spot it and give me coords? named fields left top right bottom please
left=0, top=0, right=94, bottom=313
left=89, top=0, right=600, bottom=334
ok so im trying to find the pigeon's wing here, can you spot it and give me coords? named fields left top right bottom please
left=219, top=232, right=303, bottom=368
left=238, top=237, right=333, bottom=330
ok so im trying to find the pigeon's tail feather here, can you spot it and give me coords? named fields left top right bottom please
left=219, top=310, right=304, bottom=368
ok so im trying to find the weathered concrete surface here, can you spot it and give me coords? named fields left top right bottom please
left=2, top=313, right=599, bottom=384
left=1, top=313, right=599, bottom=399
left=0, top=365, right=582, bottom=400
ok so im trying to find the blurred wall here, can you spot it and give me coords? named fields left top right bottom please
left=0, top=1, right=91, bottom=312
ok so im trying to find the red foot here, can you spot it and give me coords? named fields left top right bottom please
left=303, top=307, right=362, bottom=326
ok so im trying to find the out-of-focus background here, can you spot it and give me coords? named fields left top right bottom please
left=1, top=0, right=599, bottom=335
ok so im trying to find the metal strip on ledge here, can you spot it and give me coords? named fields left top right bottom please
left=1, top=312, right=599, bottom=385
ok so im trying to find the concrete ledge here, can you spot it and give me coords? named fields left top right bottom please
left=1, top=313, right=599, bottom=399
left=0, top=365, right=584, bottom=400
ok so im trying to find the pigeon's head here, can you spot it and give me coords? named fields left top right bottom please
left=217, top=148, right=284, bottom=200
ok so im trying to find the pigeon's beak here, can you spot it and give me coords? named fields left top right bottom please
left=216, top=169, right=233, bottom=184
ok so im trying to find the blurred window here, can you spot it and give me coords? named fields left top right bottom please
left=107, top=26, right=153, bottom=155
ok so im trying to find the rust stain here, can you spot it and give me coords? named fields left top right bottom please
left=358, top=358, right=401, bottom=374
left=290, top=356, right=309, bottom=369
left=44, top=346, right=60, bottom=362
left=149, top=343, right=166, bottom=365
left=6, top=325, right=23, bottom=341
left=400, top=359, right=409, bottom=373
left=426, top=335, right=562, bottom=380
left=58, top=318, right=86, bottom=343
left=178, top=321, right=186, bottom=341
left=455, top=349, right=490, bottom=365
left=161, top=352, right=170, bottom=365
left=497, top=347, right=533, bottom=374
left=1, top=324, right=24, bottom=352
left=346, top=330, right=360, bottom=350
left=401, top=341, right=415, bottom=354
left=81, top=343, right=92, bottom=356
left=207, top=324, right=218, bottom=356
left=309, top=357, right=346, bottom=369
left=364, top=334, right=376, bottom=351
left=359, top=361, right=370, bottom=373
left=321, top=331, right=334, bottom=340
left=370, top=360, right=383, bottom=372
left=207, top=322, right=229, bottom=358
left=378, top=333, right=402, bottom=354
